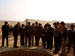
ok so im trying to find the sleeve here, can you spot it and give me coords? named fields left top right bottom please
left=2, top=25, right=4, bottom=32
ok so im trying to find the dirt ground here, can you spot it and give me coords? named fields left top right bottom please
left=0, top=35, right=74, bottom=56
left=0, top=49, right=51, bottom=56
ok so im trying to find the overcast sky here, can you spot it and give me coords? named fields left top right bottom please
left=0, top=0, right=75, bottom=23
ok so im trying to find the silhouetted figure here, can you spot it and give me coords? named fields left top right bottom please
left=53, top=22, right=60, bottom=54
left=42, top=24, right=48, bottom=48
left=67, top=25, right=75, bottom=56
left=60, top=22, right=68, bottom=56
left=25, top=22, right=32, bottom=47
left=2, top=21, right=9, bottom=48
left=35, top=22, right=43, bottom=46
left=35, top=22, right=39, bottom=46
left=13, top=22, right=20, bottom=48
left=20, top=24, right=25, bottom=46
left=47, top=24, right=54, bottom=50
left=31, top=23, right=35, bottom=46
left=57, top=22, right=62, bottom=51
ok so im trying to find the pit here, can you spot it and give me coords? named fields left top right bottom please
left=0, top=48, right=51, bottom=56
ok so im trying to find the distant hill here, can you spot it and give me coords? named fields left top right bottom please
left=25, top=19, right=54, bottom=27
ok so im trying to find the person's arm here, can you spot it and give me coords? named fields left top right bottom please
left=1, top=25, right=4, bottom=32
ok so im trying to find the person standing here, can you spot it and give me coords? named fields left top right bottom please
left=47, top=24, right=54, bottom=50
left=31, top=23, right=35, bottom=46
left=20, top=24, right=25, bottom=46
left=67, top=25, right=75, bottom=56
left=35, top=22, right=39, bottom=46
left=57, top=22, right=62, bottom=51
left=35, top=22, right=43, bottom=46
left=60, top=22, right=68, bottom=56
left=42, top=24, right=48, bottom=48
left=25, top=22, right=32, bottom=47
left=53, top=22, right=60, bottom=54
left=13, top=22, right=20, bottom=48
left=1, top=21, right=9, bottom=48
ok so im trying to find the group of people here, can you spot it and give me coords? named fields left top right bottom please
left=1, top=21, right=75, bottom=56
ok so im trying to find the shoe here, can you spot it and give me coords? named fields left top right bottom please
left=53, top=51, right=58, bottom=54
left=7, top=46, right=10, bottom=48
left=14, top=46, right=18, bottom=48
left=1, top=47, right=4, bottom=48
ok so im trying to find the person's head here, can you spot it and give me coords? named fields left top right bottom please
left=57, top=22, right=59, bottom=25
left=46, top=23, right=49, bottom=25
left=35, top=22, right=38, bottom=26
left=45, top=23, right=49, bottom=27
left=27, top=22, right=30, bottom=25
left=39, top=23, right=42, bottom=26
left=48, top=24, right=51, bottom=28
left=4, top=21, right=8, bottom=25
left=60, top=22, right=65, bottom=27
left=17, top=22, right=20, bottom=26
left=71, top=24, right=75, bottom=30
left=44, top=24, right=48, bottom=29
left=22, top=24, right=25, bottom=27
left=53, top=22, right=57, bottom=27
left=35, top=21, right=38, bottom=24
left=32, top=23, right=35, bottom=26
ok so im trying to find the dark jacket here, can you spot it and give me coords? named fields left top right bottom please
left=61, top=27, right=68, bottom=40
left=2, top=25, right=9, bottom=35
left=31, top=26, right=35, bottom=35
left=48, top=27, right=54, bottom=38
left=13, top=24, right=20, bottom=35
left=68, top=30, right=75, bottom=42
left=35, top=26, right=43, bottom=37
left=25, top=25, right=32, bottom=36
left=20, top=26, right=25, bottom=36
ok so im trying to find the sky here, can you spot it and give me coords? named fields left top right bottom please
left=0, top=0, right=75, bottom=23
